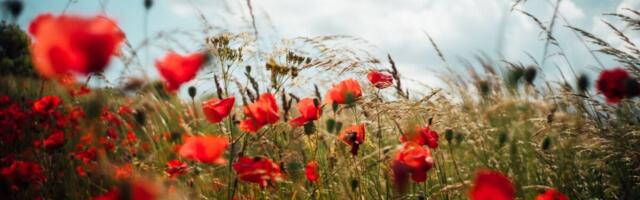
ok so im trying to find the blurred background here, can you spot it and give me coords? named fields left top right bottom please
left=5, top=0, right=640, bottom=95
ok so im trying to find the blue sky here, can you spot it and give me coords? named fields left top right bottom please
left=10, top=0, right=640, bottom=96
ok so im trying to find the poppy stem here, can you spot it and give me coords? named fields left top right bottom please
left=39, top=79, right=45, bottom=97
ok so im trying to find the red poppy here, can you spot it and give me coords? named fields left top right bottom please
left=469, top=170, right=515, bottom=200
left=290, top=98, right=321, bottom=127
left=155, top=52, right=205, bottom=92
left=239, top=93, right=279, bottom=133
left=1, top=160, right=45, bottom=190
left=114, top=163, right=132, bottom=180
left=536, top=189, right=568, bottom=200
left=367, top=70, right=393, bottom=89
left=117, top=105, right=134, bottom=116
left=29, top=14, right=124, bottom=78
left=305, top=160, right=320, bottom=183
left=202, top=96, right=235, bottom=123
left=92, top=180, right=158, bottom=200
left=325, top=79, right=362, bottom=105
left=392, top=142, right=434, bottom=183
left=42, top=130, right=65, bottom=149
left=178, top=135, right=229, bottom=164
left=596, top=68, right=639, bottom=104
left=338, top=123, right=366, bottom=156
left=74, top=147, right=98, bottom=164
left=165, top=160, right=188, bottom=178
left=232, top=156, right=284, bottom=188
left=76, top=166, right=87, bottom=177
left=69, top=85, right=92, bottom=97
left=32, top=96, right=62, bottom=114
left=400, top=125, right=439, bottom=149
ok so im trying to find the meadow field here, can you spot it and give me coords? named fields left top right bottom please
left=1, top=0, right=639, bottom=199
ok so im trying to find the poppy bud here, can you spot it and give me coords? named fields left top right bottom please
left=524, top=65, right=537, bottom=85
left=624, top=78, right=640, bottom=98
left=335, top=122, right=343, bottom=134
left=541, top=137, right=552, bottom=151
left=85, top=96, right=104, bottom=119
left=478, top=80, right=491, bottom=96
left=498, top=132, right=508, bottom=147
left=4, top=0, right=23, bottom=19
left=303, top=122, right=316, bottom=135
left=144, top=0, right=153, bottom=10
left=188, top=86, right=197, bottom=99
left=445, top=128, right=453, bottom=143
left=507, top=67, right=525, bottom=88
left=326, top=119, right=336, bottom=133
left=577, top=74, right=590, bottom=93
left=170, top=132, right=181, bottom=142
left=350, top=178, right=359, bottom=191
left=331, top=102, right=338, bottom=113
left=134, top=109, right=146, bottom=125
left=245, top=65, right=251, bottom=73
left=455, top=133, right=464, bottom=144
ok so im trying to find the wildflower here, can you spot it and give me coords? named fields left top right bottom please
left=305, top=161, right=320, bottom=183
left=469, top=170, right=515, bottom=200
left=536, top=189, right=568, bottom=200
left=290, top=98, right=321, bottom=127
left=92, top=180, right=158, bottom=200
left=178, top=135, right=229, bottom=164
left=165, top=160, right=188, bottom=178
left=117, top=105, right=134, bottom=116
left=155, top=52, right=205, bottom=92
left=1, top=160, right=45, bottom=191
left=41, top=130, right=65, bottom=150
left=239, top=93, right=279, bottom=133
left=202, top=96, right=235, bottom=123
left=596, top=68, right=639, bottom=104
left=367, top=70, right=393, bottom=89
left=325, top=79, right=362, bottom=105
left=114, top=163, right=132, bottom=180
left=28, top=14, right=124, bottom=78
left=74, top=147, right=97, bottom=164
left=392, top=142, right=434, bottom=184
left=76, top=166, right=87, bottom=177
left=338, top=123, right=366, bottom=156
left=400, top=125, right=439, bottom=149
left=69, top=85, right=91, bottom=97
left=232, top=156, right=284, bottom=188
left=32, top=96, right=62, bottom=114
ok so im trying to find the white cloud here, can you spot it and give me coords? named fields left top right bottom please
left=560, top=0, right=585, bottom=20
left=163, top=0, right=626, bottom=88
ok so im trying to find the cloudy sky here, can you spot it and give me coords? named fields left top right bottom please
left=11, top=0, right=640, bottom=94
